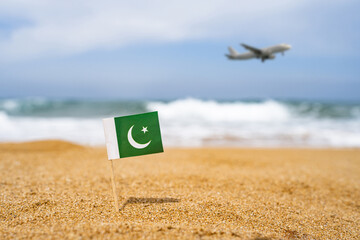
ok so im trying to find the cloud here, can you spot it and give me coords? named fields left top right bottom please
left=0, top=0, right=357, bottom=61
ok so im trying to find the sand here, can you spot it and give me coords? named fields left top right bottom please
left=0, top=140, right=359, bottom=239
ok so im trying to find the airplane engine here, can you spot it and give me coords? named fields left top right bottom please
left=262, top=50, right=275, bottom=60
left=261, top=54, right=275, bottom=62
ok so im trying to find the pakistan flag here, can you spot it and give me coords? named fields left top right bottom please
left=103, top=112, right=163, bottom=159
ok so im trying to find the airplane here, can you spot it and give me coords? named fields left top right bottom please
left=226, top=43, right=291, bottom=62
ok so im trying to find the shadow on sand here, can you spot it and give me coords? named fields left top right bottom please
left=120, top=197, right=180, bottom=211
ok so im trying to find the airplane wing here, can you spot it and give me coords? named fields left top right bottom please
left=240, top=43, right=262, bottom=55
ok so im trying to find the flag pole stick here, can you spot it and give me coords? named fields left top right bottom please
left=110, top=160, right=119, bottom=212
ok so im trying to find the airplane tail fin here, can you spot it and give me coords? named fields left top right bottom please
left=228, top=46, right=238, bottom=56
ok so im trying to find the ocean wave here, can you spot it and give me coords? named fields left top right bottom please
left=148, top=98, right=360, bottom=121
left=0, top=98, right=147, bottom=117
left=0, top=98, right=360, bottom=147
left=147, top=98, right=291, bottom=123
left=146, top=98, right=360, bottom=147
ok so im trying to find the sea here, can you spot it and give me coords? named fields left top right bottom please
left=1, top=97, right=360, bottom=148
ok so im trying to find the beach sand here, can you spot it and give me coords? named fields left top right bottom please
left=1, top=140, right=359, bottom=239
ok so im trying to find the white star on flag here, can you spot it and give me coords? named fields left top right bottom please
left=141, top=126, right=148, bottom=134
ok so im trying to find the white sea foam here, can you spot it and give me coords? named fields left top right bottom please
left=0, top=111, right=104, bottom=145
left=1, top=99, right=19, bottom=111
left=0, top=98, right=360, bottom=147
left=148, top=98, right=291, bottom=123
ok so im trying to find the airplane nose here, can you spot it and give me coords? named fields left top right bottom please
left=286, top=44, right=292, bottom=49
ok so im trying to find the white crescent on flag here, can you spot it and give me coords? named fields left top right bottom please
left=127, top=125, right=151, bottom=149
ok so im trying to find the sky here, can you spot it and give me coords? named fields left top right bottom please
left=0, top=0, right=359, bottom=101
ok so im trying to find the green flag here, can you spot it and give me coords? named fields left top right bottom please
left=103, top=111, right=163, bottom=159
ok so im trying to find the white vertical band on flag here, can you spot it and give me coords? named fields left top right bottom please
left=102, top=117, right=120, bottom=160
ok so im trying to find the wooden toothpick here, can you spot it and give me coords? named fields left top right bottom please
left=110, top=160, right=119, bottom=212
